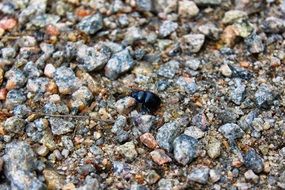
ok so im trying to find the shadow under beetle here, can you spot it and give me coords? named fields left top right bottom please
left=130, top=90, right=161, bottom=114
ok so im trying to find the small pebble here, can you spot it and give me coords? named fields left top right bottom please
left=117, top=141, right=138, bottom=161
left=115, top=97, right=136, bottom=114
left=150, top=149, right=172, bottom=165
left=244, top=149, right=264, bottom=174
left=140, top=133, right=158, bottom=149
left=220, top=64, right=232, bottom=77
left=37, top=145, right=49, bottom=156
left=188, top=166, right=210, bottom=184
left=173, top=134, right=198, bottom=165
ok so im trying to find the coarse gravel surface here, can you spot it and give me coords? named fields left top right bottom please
left=0, top=0, right=285, bottom=190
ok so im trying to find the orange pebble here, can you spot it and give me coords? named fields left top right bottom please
left=46, top=24, right=60, bottom=36
left=0, top=88, right=7, bottom=100
left=0, top=18, right=17, bottom=30
left=75, top=8, right=91, bottom=17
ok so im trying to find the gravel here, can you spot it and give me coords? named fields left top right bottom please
left=157, top=60, right=180, bottom=79
left=3, top=116, right=25, bottom=135
left=180, top=34, right=205, bottom=53
left=173, top=134, right=198, bottom=165
left=159, top=21, right=178, bottom=38
left=254, top=84, right=275, bottom=109
left=105, top=49, right=135, bottom=80
left=176, top=77, right=197, bottom=94
left=76, top=43, right=112, bottom=72
left=54, top=66, right=80, bottom=95
left=3, top=141, right=46, bottom=190
left=218, top=123, right=245, bottom=141
left=188, top=166, right=210, bottom=184
left=49, top=118, right=75, bottom=135
left=76, top=13, right=103, bottom=34
left=117, top=141, right=138, bottom=161
left=0, top=1, right=284, bottom=189
left=156, top=121, right=182, bottom=152
left=244, top=149, right=264, bottom=174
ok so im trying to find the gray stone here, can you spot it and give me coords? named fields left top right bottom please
left=30, top=14, right=60, bottom=27
left=245, top=33, right=264, bottom=54
left=135, top=0, right=152, bottom=11
left=117, top=141, right=138, bottom=161
left=180, top=34, right=205, bottom=53
left=133, top=114, right=156, bottom=133
left=176, top=77, right=197, bottom=94
left=159, top=20, right=178, bottom=38
left=262, top=17, right=285, bottom=33
left=218, top=123, right=244, bottom=140
left=112, top=115, right=127, bottom=134
left=230, top=78, right=246, bottom=105
left=26, top=118, right=49, bottom=142
left=124, top=26, right=144, bottom=45
left=61, top=136, right=74, bottom=151
left=112, top=115, right=129, bottom=143
left=131, top=184, right=149, bottom=190
left=244, top=149, right=264, bottom=173
left=76, top=43, right=112, bottom=72
left=158, top=178, right=179, bottom=190
left=118, top=14, right=129, bottom=27
left=210, top=169, right=221, bottom=183
left=255, top=84, right=275, bottom=109
left=90, top=145, right=103, bottom=156
left=77, top=13, right=103, bottom=34
left=43, top=102, right=69, bottom=115
left=71, top=86, right=94, bottom=109
left=1, top=47, right=16, bottom=59
left=233, top=20, right=254, bottom=38
left=54, top=66, right=80, bottom=95
left=188, top=166, right=210, bottom=184
left=194, top=0, right=221, bottom=5
left=5, top=68, right=27, bottom=89
left=192, top=111, right=208, bottom=131
left=156, top=121, right=181, bottom=152
left=156, top=80, right=171, bottom=91
left=222, top=10, right=247, bottom=24
left=104, top=49, right=135, bottom=80
left=157, top=60, right=180, bottom=79
left=185, top=58, right=201, bottom=70
left=207, top=138, right=221, bottom=159
left=5, top=89, right=27, bottom=108
left=115, top=96, right=136, bottom=114
left=153, top=0, right=177, bottom=13
left=13, top=105, right=31, bottom=118
left=4, top=116, right=25, bottom=135
left=49, top=118, right=75, bottom=135
left=198, top=23, right=221, bottom=40
left=178, top=0, right=199, bottom=18
left=173, top=134, right=198, bottom=165
left=77, top=176, right=99, bottom=190
left=3, top=141, right=46, bottom=190
left=17, top=36, right=37, bottom=47
left=26, top=77, right=49, bottom=93
left=279, top=171, right=285, bottom=186
left=23, top=61, right=41, bottom=78
left=184, top=126, right=204, bottom=139
left=239, top=110, right=258, bottom=131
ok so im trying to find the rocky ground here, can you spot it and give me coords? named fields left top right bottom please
left=0, top=0, right=285, bottom=189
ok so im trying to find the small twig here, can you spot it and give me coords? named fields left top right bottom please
left=31, top=112, right=114, bottom=124
left=35, top=113, right=90, bottom=119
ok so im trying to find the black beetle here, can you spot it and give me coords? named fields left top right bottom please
left=131, top=90, right=161, bottom=113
